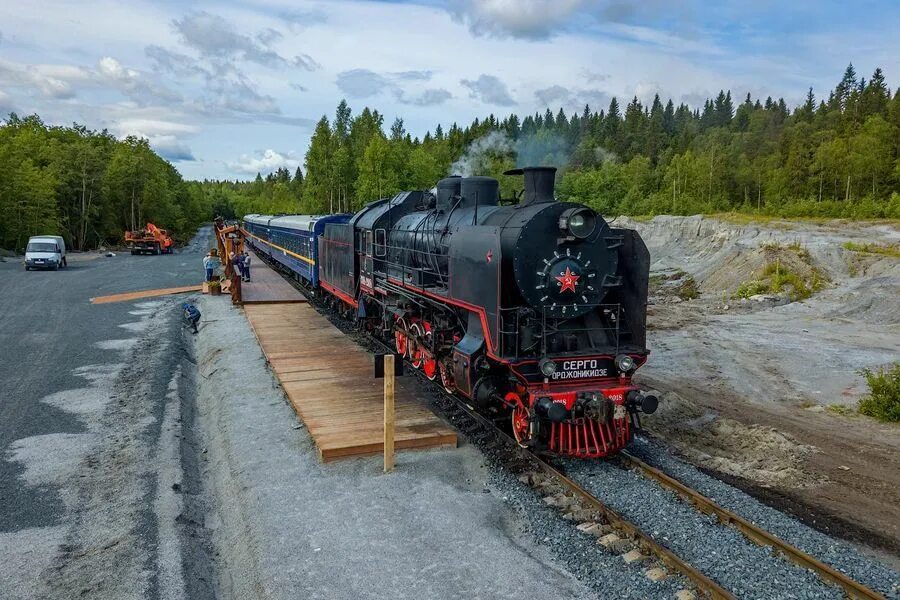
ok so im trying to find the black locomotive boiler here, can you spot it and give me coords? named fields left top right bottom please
left=311, top=166, right=655, bottom=458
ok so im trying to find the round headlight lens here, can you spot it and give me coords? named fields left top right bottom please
left=615, top=354, right=636, bottom=373
left=560, top=208, right=597, bottom=239
left=539, top=358, right=558, bottom=378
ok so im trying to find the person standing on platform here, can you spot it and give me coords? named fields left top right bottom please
left=203, top=249, right=220, bottom=282
left=241, top=251, right=252, bottom=282
left=230, top=251, right=243, bottom=280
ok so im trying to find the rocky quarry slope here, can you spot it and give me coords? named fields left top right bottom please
left=617, top=215, right=900, bottom=557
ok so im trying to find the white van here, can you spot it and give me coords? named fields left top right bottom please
left=25, top=235, right=67, bottom=270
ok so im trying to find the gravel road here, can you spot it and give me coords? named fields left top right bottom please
left=0, top=229, right=214, bottom=599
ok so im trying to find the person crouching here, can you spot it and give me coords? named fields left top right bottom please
left=182, top=302, right=201, bottom=334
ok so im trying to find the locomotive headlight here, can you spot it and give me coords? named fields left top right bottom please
left=559, top=208, right=597, bottom=239
left=615, top=354, right=636, bottom=373
left=539, top=357, right=558, bottom=378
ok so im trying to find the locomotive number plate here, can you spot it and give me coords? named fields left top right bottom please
left=551, top=359, right=610, bottom=381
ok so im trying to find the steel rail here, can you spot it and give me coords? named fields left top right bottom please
left=534, top=458, right=737, bottom=600
left=619, top=451, right=886, bottom=600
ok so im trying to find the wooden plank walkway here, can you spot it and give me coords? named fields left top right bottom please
left=240, top=247, right=306, bottom=304
left=91, top=284, right=203, bottom=304
left=244, top=303, right=457, bottom=461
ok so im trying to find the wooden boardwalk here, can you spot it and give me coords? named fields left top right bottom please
left=244, top=303, right=457, bottom=461
left=91, top=284, right=203, bottom=304
left=240, top=247, right=306, bottom=304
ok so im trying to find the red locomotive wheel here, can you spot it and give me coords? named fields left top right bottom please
left=439, top=359, right=455, bottom=393
left=394, top=317, right=409, bottom=357
left=422, top=330, right=437, bottom=380
left=409, top=322, right=425, bottom=369
left=509, top=394, right=530, bottom=448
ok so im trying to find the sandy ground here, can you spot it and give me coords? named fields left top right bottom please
left=622, top=215, right=900, bottom=557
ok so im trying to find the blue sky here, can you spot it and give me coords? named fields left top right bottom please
left=1, top=0, right=897, bottom=180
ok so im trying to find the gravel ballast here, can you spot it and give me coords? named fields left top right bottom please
left=562, top=456, right=843, bottom=599
left=485, top=461, right=690, bottom=599
left=560, top=436, right=899, bottom=599
left=623, top=436, right=900, bottom=597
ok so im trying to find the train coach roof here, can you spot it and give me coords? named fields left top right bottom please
left=268, top=215, right=331, bottom=231
left=244, top=214, right=350, bottom=231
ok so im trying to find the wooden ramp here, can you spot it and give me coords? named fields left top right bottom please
left=240, top=248, right=306, bottom=304
left=91, top=284, right=203, bottom=304
left=244, top=303, right=457, bottom=461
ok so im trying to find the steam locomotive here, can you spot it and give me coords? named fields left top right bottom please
left=243, top=166, right=656, bottom=458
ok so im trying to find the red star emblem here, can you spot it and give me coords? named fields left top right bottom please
left=555, top=266, right=579, bottom=293
left=486, top=249, right=493, bottom=263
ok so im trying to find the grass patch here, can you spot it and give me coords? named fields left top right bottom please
left=857, top=363, right=900, bottom=422
left=734, top=242, right=827, bottom=301
left=675, top=276, right=700, bottom=300
left=735, top=280, right=770, bottom=298
left=842, top=241, right=900, bottom=258
left=826, top=404, right=855, bottom=416
left=650, top=269, right=700, bottom=300
left=734, top=258, right=825, bottom=301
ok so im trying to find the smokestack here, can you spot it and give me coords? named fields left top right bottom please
left=505, top=166, right=557, bottom=206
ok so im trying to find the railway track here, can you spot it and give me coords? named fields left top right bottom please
left=617, top=451, right=886, bottom=600
left=263, top=255, right=889, bottom=600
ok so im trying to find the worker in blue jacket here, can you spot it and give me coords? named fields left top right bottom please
left=182, top=302, right=201, bottom=334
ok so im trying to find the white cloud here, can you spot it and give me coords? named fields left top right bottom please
left=151, top=135, right=195, bottom=162
left=227, top=149, right=300, bottom=175
left=461, top=74, right=516, bottom=105
left=114, top=118, right=198, bottom=138
left=98, top=56, right=137, bottom=81
left=451, top=0, right=585, bottom=39
left=172, top=11, right=286, bottom=67
left=0, top=58, right=81, bottom=99
left=335, top=69, right=390, bottom=98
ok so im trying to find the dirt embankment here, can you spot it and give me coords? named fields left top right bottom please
left=619, top=215, right=900, bottom=557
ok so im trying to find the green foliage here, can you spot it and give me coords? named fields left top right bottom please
left=0, top=114, right=208, bottom=251
left=734, top=280, right=771, bottom=298
left=842, top=241, right=900, bottom=257
left=734, top=250, right=826, bottom=301
left=650, top=269, right=700, bottom=300
left=857, top=363, right=900, bottom=422
left=826, top=404, right=855, bottom=416
left=675, top=276, right=700, bottom=300
left=204, top=63, right=900, bottom=222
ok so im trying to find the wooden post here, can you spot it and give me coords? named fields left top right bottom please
left=383, top=354, right=395, bottom=472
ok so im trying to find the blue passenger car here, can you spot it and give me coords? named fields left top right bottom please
left=242, top=214, right=351, bottom=287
